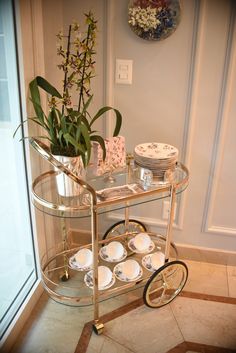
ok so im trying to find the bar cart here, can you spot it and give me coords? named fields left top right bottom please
left=30, top=138, right=189, bottom=335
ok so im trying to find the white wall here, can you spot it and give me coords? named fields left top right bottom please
left=41, top=0, right=236, bottom=252
left=110, top=0, right=236, bottom=251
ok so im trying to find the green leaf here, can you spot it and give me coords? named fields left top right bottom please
left=81, top=94, right=93, bottom=115
left=35, top=76, right=62, bottom=98
left=29, top=79, right=44, bottom=122
left=13, top=117, right=49, bottom=139
left=90, top=106, right=122, bottom=137
left=58, top=130, right=63, bottom=146
left=80, top=124, right=91, bottom=165
left=80, top=113, right=91, bottom=131
left=90, top=135, right=106, bottom=160
left=63, top=133, right=86, bottom=155
left=61, top=115, right=67, bottom=133
left=48, top=110, right=57, bottom=144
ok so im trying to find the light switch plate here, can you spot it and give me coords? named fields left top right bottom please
left=115, top=59, right=133, bottom=84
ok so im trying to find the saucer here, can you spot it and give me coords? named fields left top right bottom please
left=68, top=255, right=93, bottom=271
left=142, top=252, right=165, bottom=272
left=128, top=238, right=155, bottom=254
left=84, top=270, right=116, bottom=290
left=113, top=261, right=143, bottom=282
left=99, top=245, right=127, bottom=263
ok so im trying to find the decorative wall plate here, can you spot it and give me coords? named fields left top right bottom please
left=128, top=0, right=181, bottom=41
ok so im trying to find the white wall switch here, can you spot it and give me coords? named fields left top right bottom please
left=115, top=59, right=133, bottom=84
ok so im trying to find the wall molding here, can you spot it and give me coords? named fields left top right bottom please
left=207, top=225, right=236, bottom=237
left=104, top=0, right=115, bottom=137
left=104, top=0, right=200, bottom=230
left=202, top=1, right=236, bottom=236
left=177, top=0, right=201, bottom=229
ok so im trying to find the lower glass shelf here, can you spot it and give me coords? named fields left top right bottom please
left=40, top=233, right=178, bottom=306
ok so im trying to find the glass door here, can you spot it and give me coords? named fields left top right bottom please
left=0, top=0, right=37, bottom=339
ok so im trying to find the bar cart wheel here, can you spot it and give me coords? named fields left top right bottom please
left=93, top=322, right=104, bottom=335
left=143, top=260, right=188, bottom=308
left=103, top=219, right=146, bottom=240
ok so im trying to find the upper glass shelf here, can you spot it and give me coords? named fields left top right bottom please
left=32, top=162, right=189, bottom=219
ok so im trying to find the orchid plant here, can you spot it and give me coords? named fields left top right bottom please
left=15, top=12, right=122, bottom=167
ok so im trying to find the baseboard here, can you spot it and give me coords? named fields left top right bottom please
left=175, top=242, right=236, bottom=266
left=0, top=280, right=44, bottom=353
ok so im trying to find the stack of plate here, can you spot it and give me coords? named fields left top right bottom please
left=134, top=142, right=178, bottom=179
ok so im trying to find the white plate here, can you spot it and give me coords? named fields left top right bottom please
left=99, top=245, right=127, bottom=263
left=68, top=256, right=93, bottom=271
left=84, top=270, right=116, bottom=290
left=128, top=238, right=155, bottom=254
left=134, top=143, right=178, bottom=160
left=142, top=252, right=165, bottom=272
left=113, top=261, right=143, bottom=282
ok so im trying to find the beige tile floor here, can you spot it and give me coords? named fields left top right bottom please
left=9, top=260, right=236, bottom=353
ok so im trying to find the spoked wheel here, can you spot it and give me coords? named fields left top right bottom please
left=143, top=260, right=188, bottom=308
left=103, top=219, right=147, bottom=240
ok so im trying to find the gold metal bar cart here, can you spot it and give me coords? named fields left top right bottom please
left=29, top=138, right=189, bottom=335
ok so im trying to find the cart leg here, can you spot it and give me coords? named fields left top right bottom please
left=124, top=204, right=130, bottom=232
left=93, top=321, right=104, bottom=335
left=60, top=216, right=70, bottom=281
left=164, top=185, right=176, bottom=262
left=91, top=206, right=101, bottom=334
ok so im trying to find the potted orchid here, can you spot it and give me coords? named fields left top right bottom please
left=14, top=12, right=122, bottom=196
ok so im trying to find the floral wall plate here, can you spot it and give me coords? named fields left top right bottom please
left=128, top=0, right=181, bottom=41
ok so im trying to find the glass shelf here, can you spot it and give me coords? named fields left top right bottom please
left=32, top=162, right=189, bottom=219
left=41, top=233, right=178, bottom=306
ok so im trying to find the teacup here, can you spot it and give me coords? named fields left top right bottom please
left=98, top=266, right=112, bottom=288
left=133, top=233, right=151, bottom=251
left=122, top=259, right=140, bottom=279
left=150, top=252, right=165, bottom=270
left=106, top=241, right=124, bottom=259
left=75, top=248, right=92, bottom=267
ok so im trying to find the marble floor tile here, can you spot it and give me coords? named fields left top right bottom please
left=8, top=261, right=236, bottom=353
left=86, top=332, right=105, bottom=353
left=171, top=296, right=236, bottom=349
left=10, top=291, right=126, bottom=353
left=183, top=260, right=229, bottom=296
left=11, top=314, right=84, bottom=353
left=227, top=265, right=236, bottom=298
left=104, top=304, right=183, bottom=353
left=87, top=335, right=135, bottom=353
left=100, top=336, right=135, bottom=353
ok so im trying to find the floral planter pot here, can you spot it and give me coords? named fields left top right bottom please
left=53, top=155, right=85, bottom=197
left=93, top=136, right=126, bottom=176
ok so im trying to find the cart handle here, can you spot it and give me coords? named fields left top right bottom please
left=29, top=138, right=97, bottom=205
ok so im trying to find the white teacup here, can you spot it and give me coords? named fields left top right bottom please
left=150, top=252, right=165, bottom=270
left=122, top=259, right=140, bottom=279
left=133, top=233, right=151, bottom=251
left=106, top=241, right=124, bottom=259
left=98, top=266, right=112, bottom=288
left=75, top=248, right=92, bottom=267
